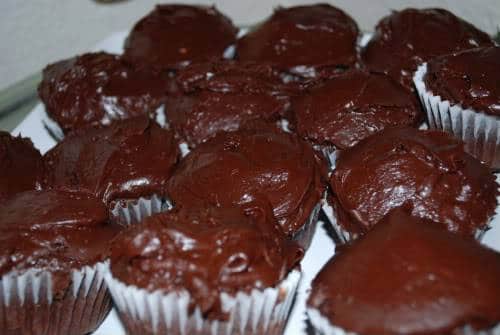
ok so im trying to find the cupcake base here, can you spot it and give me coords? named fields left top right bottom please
left=293, top=203, right=322, bottom=250
left=110, top=194, right=171, bottom=226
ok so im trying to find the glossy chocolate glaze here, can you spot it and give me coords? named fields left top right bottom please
left=236, top=4, right=359, bottom=78
left=294, top=70, right=422, bottom=150
left=43, top=116, right=180, bottom=205
left=361, top=8, right=494, bottom=91
left=425, top=46, right=500, bottom=116
left=0, top=190, right=121, bottom=292
left=166, top=61, right=299, bottom=147
left=38, top=52, right=168, bottom=134
left=110, top=203, right=302, bottom=319
left=330, top=127, right=497, bottom=236
left=166, top=125, right=327, bottom=237
left=308, top=208, right=500, bottom=334
left=0, top=132, right=43, bottom=202
left=123, top=5, right=238, bottom=71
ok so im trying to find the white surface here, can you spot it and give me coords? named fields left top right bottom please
left=11, top=32, right=500, bottom=335
left=1, top=0, right=500, bottom=92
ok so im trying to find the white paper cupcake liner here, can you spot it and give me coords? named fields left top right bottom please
left=414, top=63, right=500, bottom=169
left=105, top=269, right=301, bottom=335
left=313, top=144, right=338, bottom=170
left=293, top=202, right=322, bottom=250
left=0, top=262, right=111, bottom=335
left=110, top=194, right=171, bottom=226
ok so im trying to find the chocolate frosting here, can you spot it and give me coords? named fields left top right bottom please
left=425, top=46, right=500, bottom=116
left=43, top=116, right=180, bottom=205
left=361, top=8, right=494, bottom=91
left=38, top=52, right=168, bottom=134
left=308, top=207, right=500, bottom=335
left=294, top=70, right=422, bottom=149
left=0, top=132, right=43, bottom=202
left=110, top=203, right=302, bottom=319
left=123, top=5, right=238, bottom=71
left=330, top=127, right=497, bottom=236
left=166, top=61, right=298, bottom=147
left=166, top=126, right=326, bottom=237
left=236, top=4, right=359, bottom=78
left=0, top=190, right=121, bottom=292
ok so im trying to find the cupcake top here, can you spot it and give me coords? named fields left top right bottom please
left=361, top=8, right=494, bottom=91
left=110, top=203, right=302, bottom=319
left=330, top=127, right=497, bottom=237
left=294, top=70, right=422, bottom=150
left=166, top=125, right=326, bottom=238
left=424, top=46, right=500, bottom=116
left=0, top=131, right=43, bottom=202
left=123, top=5, right=238, bottom=71
left=166, top=61, right=298, bottom=147
left=308, top=207, right=500, bottom=335
left=38, top=52, right=168, bottom=134
left=236, top=4, right=359, bottom=78
left=43, top=116, right=180, bottom=205
left=0, top=190, right=121, bottom=289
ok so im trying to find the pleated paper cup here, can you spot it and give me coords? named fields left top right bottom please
left=0, top=262, right=111, bottom=335
left=110, top=194, right=172, bottom=226
left=414, top=63, right=500, bottom=170
left=105, top=269, right=301, bottom=335
left=313, top=144, right=338, bottom=170
left=293, top=202, right=322, bottom=250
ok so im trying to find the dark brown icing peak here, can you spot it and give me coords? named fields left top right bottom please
left=166, top=61, right=299, bottom=147
left=330, top=127, right=497, bottom=236
left=0, top=190, right=121, bottom=291
left=123, top=5, right=238, bottom=71
left=111, top=203, right=302, bottom=319
left=43, top=116, right=180, bottom=205
left=294, top=70, right=422, bottom=149
left=236, top=4, right=359, bottom=77
left=309, top=208, right=500, bottom=334
left=425, top=46, right=500, bottom=116
left=38, top=52, right=168, bottom=134
left=0, top=131, right=43, bottom=202
left=167, top=126, right=326, bottom=237
left=362, top=8, right=494, bottom=91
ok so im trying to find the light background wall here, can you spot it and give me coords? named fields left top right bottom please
left=1, top=0, right=499, bottom=91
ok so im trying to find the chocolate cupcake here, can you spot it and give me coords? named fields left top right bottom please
left=327, top=127, right=497, bottom=243
left=293, top=70, right=422, bottom=167
left=38, top=52, right=168, bottom=138
left=0, top=131, right=43, bottom=202
left=43, top=116, right=180, bottom=224
left=166, top=125, right=327, bottom=248
left=105, top=203, right=302, bottom=335
left=165, top=61, right=298, bottom=147
left=123, top=5, right=238, bottom=71
left=414, top=46, right=500, bottom=169
left=307, top=207, right=500, bottom=335
left=0, top=190, right=122, bottom=335
left=361, top=8, right=494, bottom=91
left=236, top=4, right=359, bottom=80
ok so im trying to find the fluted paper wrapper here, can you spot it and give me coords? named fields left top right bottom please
left=293, top=202, right=322, bottom=250
left=0, top=262, right=111, bottom=335
left=110, top=194, right=172, bottom=226
left=414, top=63, right=500, bottom=170
left=105, top=269, right=301, bottom=335
left=313, top=144, right=337, bottom=170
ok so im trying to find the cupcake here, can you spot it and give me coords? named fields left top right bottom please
left=123, top=4, right=238, bottom=72
left=236, top=4, right=359, bottom=80
left=38, top=52, right=169, bottom=138
left=166, top=125, right=327, bottom=249
left=43, top=116, right=180, bottom=225
left=327, top=127, right=497, bottom=243
left=0, top=131, right=43, bottom=202
left=414, top=46, right=500, bottom=169
left=293, top=70, right=422, bottom=167
left=105, top=203, right=302, bottom=335
left=361, top=8, right=494, bottom=91
left=165, top=61, right=299, bottom=148
left=307, top=207, right=500, bottom=335
left=0, top=190, right=122, bottom=335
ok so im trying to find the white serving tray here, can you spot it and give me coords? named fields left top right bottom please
left=11, top=32, right=500, bottom=335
